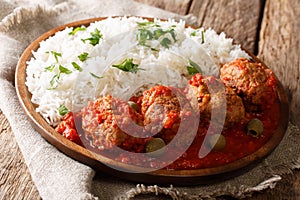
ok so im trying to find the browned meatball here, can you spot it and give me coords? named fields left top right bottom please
left=81, top=95, right=148, bottom=152
left=188, top=74, right=245, bottom=128
left=141, top=85, right=181, bottom=142
left=220, top=58, right=277, bottom=112
left=141, top=85, right=196, bottom=146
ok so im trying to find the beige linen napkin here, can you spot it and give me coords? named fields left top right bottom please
left=0, top=0, right=300, bottom=199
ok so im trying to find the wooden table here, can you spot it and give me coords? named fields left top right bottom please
left=1, top=0, right=299, bottom=199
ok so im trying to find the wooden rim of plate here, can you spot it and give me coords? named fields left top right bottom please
left=15, top=17, right=289, bottom=185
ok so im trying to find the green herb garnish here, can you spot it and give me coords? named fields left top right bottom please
left=136, top=22, right=177, bottom=49
left=190, top=30, right=205, bottom=43
left=49, top=74, right=60, bottom=89
left=59, top=65, right=72, bottom=74
left=78, top=52, right=89, bottom=62
left=46, top=51, right=62, bottom=63
left=186, top=59, right=202, bottom=75
left=112, top=58, right=142, bottom=73
left=137, top=21, right=156, bottom=26
left=160, top=38, right=172, bottom=48
left=81, top=28, right=102, bottom=46
left=137, top=29, right=153, bottom=46
left=187, top=66, right=199, bottom=75
left=69, top=27, right=86, bottom=35
left=48, top=65, right=72, bottom=89
left=201, top=30, right=205, bottom=44
left=153, top=28, right=166, bottom=39
left=58, top=105, right=69, bottom=116
left=45, top=64, right=55, bottom=72
left=89, top=72, right=103, bottom=79
left=191, top=31, right=197, bottom=36
left=45, top=52, right=73, bottom=89
left=71, top=62, right=83, bottom=71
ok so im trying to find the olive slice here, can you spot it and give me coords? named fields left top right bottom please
left=206, top=134, right=226, bottom=151
left=128, top=101, right=139, bottom=112
left=247, top=118, right=264, bottom=138
left=145, top=138, right=166, bottom=156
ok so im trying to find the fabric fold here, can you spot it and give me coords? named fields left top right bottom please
left=0, top=3, right=69, bottom=32
left=0, top=79, right=97, bottom=199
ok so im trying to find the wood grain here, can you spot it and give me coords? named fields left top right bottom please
left=134, top=0, right=192, bottom=15
left=135, top=0, right=261, bottom=53
left=189, top=0, right=262, bottom=53
left=0, top=111, right=40, bottom=200
left=258, top=0, right=300, bottom=128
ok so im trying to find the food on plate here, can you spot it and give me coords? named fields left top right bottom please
left=205, top=134, right=227, bottom=151
left=80, top=95, right=149, bottom=152
left=145, top=138, right=166, bottom=155
left=54, top=60, right=280, bottom=169
left=220, top=58, right=277, bottom=112
left=55, top=112, right=82, bottom=145
left=187, top=74, right=245, bottom=128
left=26, top=17, right=281, bottom=170
left=247, top=118, right=264, bottom=138
left=25, top=17, right=249, bottom=125
left=141, top=85, right=195, bottom=147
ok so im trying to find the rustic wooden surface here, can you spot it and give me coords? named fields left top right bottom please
left=258, top=0, right=300, bottom=128
left=1, top=0, right=299, bottom=199
left=189, top=0, right=262, bottom=53
left=0, top=112, right=40, bottom=200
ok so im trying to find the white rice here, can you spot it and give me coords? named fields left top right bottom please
left=25, top=16, right=249, bottom=125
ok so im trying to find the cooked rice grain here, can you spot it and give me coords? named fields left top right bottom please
left=25, top=17, right=249, bottom=125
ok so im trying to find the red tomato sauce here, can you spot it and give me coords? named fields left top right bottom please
left=167, top=100, right=280, bottom=169
left=55, top=57, right=281, bottom=170
left=55, top=97, right=280, bottom=170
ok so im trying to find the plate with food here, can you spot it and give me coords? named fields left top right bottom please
left=16, top=16, right=289, bottom=185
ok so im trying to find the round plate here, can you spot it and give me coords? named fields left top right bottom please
left=15, top=17, right=289, bottom=185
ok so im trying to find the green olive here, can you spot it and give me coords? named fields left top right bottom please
left=206, top=134, right=226, bottom=151
left=128, top=101, right=139, bottom=112
left=145, top=138, right=166, bottom=156
left=247, top=118, right=264, bottom=138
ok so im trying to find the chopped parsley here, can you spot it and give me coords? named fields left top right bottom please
left=58, top=105, right=69, bottom=116
left=68, top=27, right=86, bottom=35
left=112, top=58, right=142, bottom=73
left=187, top=66, right=199, bottom=75
left=45, top=64, right=55, bottom=72
left=186, top=59, right=202, bottom=75
left=190, top=31, right=197, bottom=36
left=201, top=30, right=205, bottom=44
left=89, top=72, right=102, bottom=79
left=160, top=38, right=172, bottom=48
left=45, top=51, right=75, bottom=89
left=46, top=51, right=62, bottom=63
left=81, top=28, right=102, bottom=46
left=71, top=62, right=83, bottom=71
left=137, top=21, right=158, bottom=26
left=49, top=73, right=60, bottom=89
left=138, top=29, right=153, bottom=46
left=78, top=52, right=89, bottom=62
left=136, top=22, right=177, bottom=49
left=190, top=30, right=205, bottom=43
left=48, top=65, right=72, bottom=89
left=59, top=65, right=72, bottom=74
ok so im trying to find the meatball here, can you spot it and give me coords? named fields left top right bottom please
left=141, top=85, right=196, bottom=146
left=142, top=85, right=181, bottom=131
left=81, top=95, right=148, bottom=152
left=220, top=58, right=277, bottom=112
left=188, top=74, right=245, bottom=128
